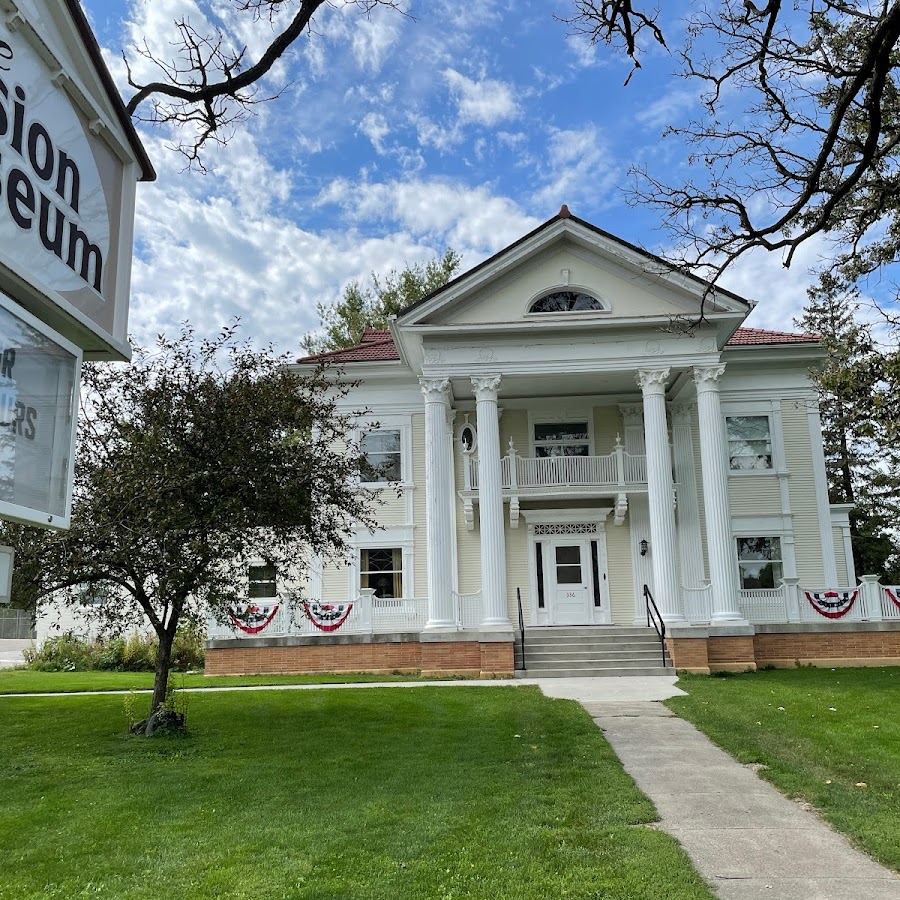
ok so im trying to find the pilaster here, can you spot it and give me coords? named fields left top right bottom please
left=670, top=403, right=706, bottom=589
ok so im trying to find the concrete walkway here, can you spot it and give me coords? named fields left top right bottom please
left=0, top=639, right=29, bottom=669
left=588, top=700, right=900, bottom=900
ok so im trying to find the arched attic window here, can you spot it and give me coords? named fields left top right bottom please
left=528, top=290, right=604, bottom=314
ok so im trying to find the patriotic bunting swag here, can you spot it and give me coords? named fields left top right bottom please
left=886, top=588, right=900, bottom=612
left=230, top=603, right=279, bottom=634
left=804, top=590, right=857, bottom=619
left=304, top=601, right=353, bottom=632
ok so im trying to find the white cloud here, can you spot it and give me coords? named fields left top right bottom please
left=532, top=126, right=618, bottom=212
left=443, top=68, right=519, bottom=126
left=636, top=87, right=699, bottom=130
left=359, top=112, right=391, bottom=154
left=316, top=177, right=541, bottom=257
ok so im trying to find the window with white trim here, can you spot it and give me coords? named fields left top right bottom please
left=726, top=415, right=773, bottom=470
left=735, top=537, right=783, bottom=589
left=360, top=548, right=402, bottom=598
left=360, top=429, right=402, bottom=482
left=249, top=564, right=277, bottom=598
left=534, top=422, right=590, bottom=457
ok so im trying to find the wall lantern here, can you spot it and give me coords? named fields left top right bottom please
left=640, top=539, right=649, bottom=557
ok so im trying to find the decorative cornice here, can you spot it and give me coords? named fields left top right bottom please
left=419, top=377, right=450, bottom=404
left=636, top=368, right=670, bottom=395
left=471, top=374, right=502, bottom=401
left=692, top=364, right=726, bottom=392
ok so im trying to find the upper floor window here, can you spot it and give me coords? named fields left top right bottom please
left=726, top=415, right=773, bottom=470
left=528, top=291, right=604, bottom=314
left=249, top=564, right=277, bottom=599
left=360, top=429, right=402, bottom=482
left=534, top=423, right=590, bottom=457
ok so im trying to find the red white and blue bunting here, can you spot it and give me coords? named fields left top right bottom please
left=229, top=603, right=279, bottom=634
left=885, top=588, right=900, bottom=612
left=304, top=601, right=353, bottom=632
left=804, top=590, right=858, bottom=619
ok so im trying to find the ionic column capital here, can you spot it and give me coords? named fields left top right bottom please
left=471, top=374, right=501, bottom=401
left=419, top=377, right=451, bottom=404
left=692, top=364, right=726, bottom=392
left=636, top=368, right=671, bottom=395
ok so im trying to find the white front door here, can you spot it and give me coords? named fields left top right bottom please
left=550, top=540, right=592, bottom=625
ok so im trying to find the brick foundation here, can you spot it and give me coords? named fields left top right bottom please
left=667, top=623, right=900, bottom=673
left=205, top=635, right=514, bottom=678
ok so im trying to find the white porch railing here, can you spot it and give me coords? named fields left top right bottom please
left=681, top=577, right=898, bottom=625
left=466, top=436, right=647, bottom=491
left=454, top=591, right=483, bottom=629
left=208, top=592, right=433, bottom=640
left=682, top=584, right=713, bottom=624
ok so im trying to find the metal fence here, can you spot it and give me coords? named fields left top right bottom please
left=0, top=608, right=35, bottom=639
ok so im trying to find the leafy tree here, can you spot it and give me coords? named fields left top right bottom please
left=15, top=323, right=374, bottom=723
left=563, top=2, right=900, bottom=307
left=797, top=282, right=900, bottom=580
left=303, top=249, right=461, bottom=354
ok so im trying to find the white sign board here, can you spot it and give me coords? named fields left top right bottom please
left=0, top=289, right=80, bottom=528
left=0, top=9, right=138, bottom=359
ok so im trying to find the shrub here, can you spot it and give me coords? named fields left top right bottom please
left=26, top=626, right=205, bottom=672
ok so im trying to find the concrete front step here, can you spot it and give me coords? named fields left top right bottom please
left=525, top=657, right=671, bottom=670
left=515, top=666, right=674, bottom=678
left=526, top=626, right=655, bottom=636
left=524, top=638, right=663, bottom=650
left=526, top=650, right=668, bottom=663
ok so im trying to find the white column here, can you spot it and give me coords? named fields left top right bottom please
left=637, top=369, right=684, bottom=623
left=420, top=377, right=455, bottom=630
left=671, top=403, right=706, bottom=589
left=472, top=375, right=511, bottom=629
left=620, top=403, right=652, bottom=623
left=693, top=365, right=744, bottom=623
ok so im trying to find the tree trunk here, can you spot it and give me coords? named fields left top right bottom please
left=150, top=629, right=175, bottom=715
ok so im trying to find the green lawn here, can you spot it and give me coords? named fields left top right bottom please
left=668, top=667, right=900, bottom=872
left=0, top=669, right=449, bottom=695
left=0, top=686, right=712, bottom=899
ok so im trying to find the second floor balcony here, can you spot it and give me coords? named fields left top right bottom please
left=460, top=436, right=648, bottom=527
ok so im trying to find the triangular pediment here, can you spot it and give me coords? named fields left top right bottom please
left=396, top=215, right=750, bottom=331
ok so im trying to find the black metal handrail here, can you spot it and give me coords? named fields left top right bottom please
left=516, top=587, right=526, bottom=671
left=643, top=584, right=667, bottom=668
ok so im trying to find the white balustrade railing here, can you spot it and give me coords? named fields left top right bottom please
left=467, top=442, right=648, bottom=491
left=207, top=593, right=432, bottom=640
left=682, top=584, right=713, bottom=623
left=738, top=588, right=790, bottom=623
left=880, top=586, right=900, bottom=620
left=453, top=591, right=483, bottom=629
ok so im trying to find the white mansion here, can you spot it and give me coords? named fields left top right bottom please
left=206, top=208, right=900, bottom=677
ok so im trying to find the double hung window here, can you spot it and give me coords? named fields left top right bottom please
left=735, top=537, right=783, bottom=589
left=726, top=416, right=773, bottom=470
left=360, top=548, right=402, bottom=599
left=249, top=564, right=277, bottom=598
left=360, top=429, right=402, bottom=483
left=534, top=423, right=590, bottom=457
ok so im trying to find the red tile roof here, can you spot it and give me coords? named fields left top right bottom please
left=296, top=326, right=818, bottom=365
left=726, top=327, right=819, bottom=345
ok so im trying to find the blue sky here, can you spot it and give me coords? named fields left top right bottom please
left=80, top=0, right=823, bottom=353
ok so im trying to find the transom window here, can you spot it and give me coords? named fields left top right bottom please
left=360, top=429, right=402, bottom=482
left=249, top=564, right=277, bottom=598
left=534, top=422, right=590, bottom=457
left=736, top=537, right=783, bottom=589
left=528, top=291, right=604, bottom=314
left=360, top=548, right=402, bottom=598
left=726, top=416, right=773, bottom=470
